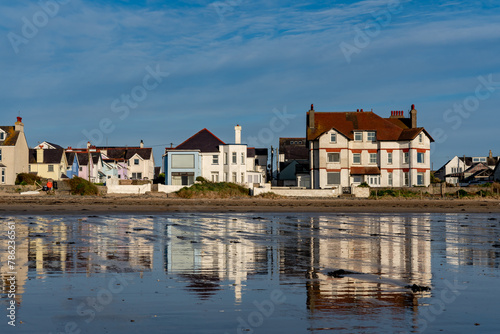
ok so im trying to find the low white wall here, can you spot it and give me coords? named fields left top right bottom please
left=253, top=186, right=340, bottom=197
left=158, top=184, right=185, bottom=194
left=107, top=184, right=151, bottom=194
left=352, top=187, right=370, bottom=198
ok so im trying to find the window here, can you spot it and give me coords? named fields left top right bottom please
left=403, top=152, right=409, bottom=164
left=224, top=153, right=228, bottom=165
left=417, top=152, right=425, bottom=164
left=403, top=172, right=409, bottom=186
left=473, top=158, right=479, bottom=163
left=388, top=152, right=393, bottom=165
left=171, top=154, right=195, bottom=168
left=330, top=132, right=337, bottom=143
left=241, top=172, right=244, bottom=183
left=134, top=159, right=140, bottom=165
left=327, top=172, right=340, bottom=185
left=0, top=132, right=4, bottom=140
left=29, top=165, right=31, bottom=172
left=367, top=132, right=376, bottom=142
left=369, top=153, right=377, bottom=164
left=212, top=155, right=219, bottom=165
left=327, top=153, right=340, bottom=163
left=232, top=152, right=237, bottom=164
left=67, top=166, right=71, bottom=170
left=419, top=133, right=423, bottom=143
left=388, top=172, right=393, bottom=186
left=417, top=172, right=424, bottom=186
left=353, top=176, right=362, bottom=183
left=224, top=173, right=228, bottom=181
left=368, top=176, right=379, bottom=185
left=241, top=153, right=245, bottom=164
left=232, top=172, right=237, bottom=183
left=48, top=165, right=54, bottom=172
left=0, top=149, right=2, bottom=161
left=211, top=172, right=219, bottom=182
left=353, top=153, right=361, bottom=164
left=1, top=169, right=4, bottom=183
left=354, top=132, right=362, bottom=142
left=79, top=167, right=83, bottom=172
left=132, top=172, right=143, bottom=179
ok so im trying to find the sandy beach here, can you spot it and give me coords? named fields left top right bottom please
left=1, top=193, right=500, bottom=214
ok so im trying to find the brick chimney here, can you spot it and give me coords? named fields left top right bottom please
left=140, top=140, right=144, bottom=148
left=234, top=125, right=242, bottom=144
left=308, top=104, right=315, bottom=129
left=15, top=117, right=24, bottom=133
left=410, top=104, right=417, bottom=128
left=489, top=150, right=493, bottom=159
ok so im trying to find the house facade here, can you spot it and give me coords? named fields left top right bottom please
left=29, top=147, right=68, bottom=180
left=97, top=142, right=155, bottom=180
left=278, top=137, right=310, bottom=187
left=163, top=126, right=266, bottom=186
left=0, top=117, right=29, bottom=185
left=306, top=105, right=434, bottom=189
left=65, top=152, right=80, bottom=179
left=434, top=151, right=499, bottom=185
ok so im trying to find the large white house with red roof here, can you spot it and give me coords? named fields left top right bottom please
left=306, top=104, right=434, bottom=189
left=163, top=126, right=267, bottom=186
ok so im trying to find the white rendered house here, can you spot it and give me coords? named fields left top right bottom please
left=306, top=104, right=434, bottom=189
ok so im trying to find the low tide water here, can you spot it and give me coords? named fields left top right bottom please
left=1, top=212, right=500, bottom=333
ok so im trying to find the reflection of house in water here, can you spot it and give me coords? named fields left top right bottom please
left=445, top=216, right=500, bottom=268
left=26, top=217, right=156, bottom=276
left=164, top=217, right=271, bottom=302
left=0, top=219, right=29, bottom=305
left=305, top=215, right=432, bottom=330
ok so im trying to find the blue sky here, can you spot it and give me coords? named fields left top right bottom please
left=1, top=0, right=499, bottom=168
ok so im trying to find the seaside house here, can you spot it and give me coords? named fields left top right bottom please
left=97, top=141, right=155, bottom=180
left=163, top=126, right=266, bottom=186
left=65, top=152, right=80, bottom=179
left=29, top=145, right=68, bottom=181
left=493, top=161, right=500, bottom=182
left=278, top=137, right=310, bottom=187
left=306, top=104, right=434, bottom=189
left=0, top=117, right=29, bottom=185
left=434, top=151, right=499, bottom=185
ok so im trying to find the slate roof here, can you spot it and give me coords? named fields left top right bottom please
left=0, top=126, right=20, bottom=146
left=459, top=156, right=499, bottom=168
left=65, top=152, right=77, bottom=166
left=279, top=137, right=309, bottom=161
left=29, top=148, right=65, bottom=164
left=247, top=148, right=255, bottom=158
left=97, top=147, right=153, bottom=160
left=172, top=128, right=225, bottom=153
left=75, top=152, right=101, bottom=166
left=306, top=111, right=434, bottom=142
left=255, top=148, right=268, bottom=156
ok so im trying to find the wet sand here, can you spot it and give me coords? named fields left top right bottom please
left=1, top=193, right=500, bottom=214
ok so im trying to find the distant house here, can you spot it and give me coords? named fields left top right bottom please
left=0, top=117, right=29, bottom=185
left=29, top=147, right=68, bottom=180
left=97, top=141, right=155, bottom=180
left=493, top=160, right=500, bottom=182
left=70, top=150, right=102, bottom=183
left=306, top=104, right=434, bottom=189
left=65, top=152, right=80, bottom=179
left=278, top=137, right=309, bottom=187
left=434, top=151, right=499, bottom=185
left=163, top=126, right=266, bottom=186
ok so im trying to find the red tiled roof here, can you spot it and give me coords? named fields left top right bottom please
left=307, top=111, right=434, bottom=142
left=350, top=167, right=381, bottom=175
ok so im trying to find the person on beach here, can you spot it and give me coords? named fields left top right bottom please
left=47, top=180, right=53, bottom=191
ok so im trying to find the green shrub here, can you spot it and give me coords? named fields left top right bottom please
left=457, top=189, right=469, bottom=198
left=176, top=181, right=249, bottom=199
left=68, top=177, right=99, bottom=196
left=15, top=173, right=41, bottom=185
left=358, top=182, right=370, bottom=188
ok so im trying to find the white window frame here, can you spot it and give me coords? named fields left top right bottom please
left=232, top=152, right=237, bottom=164
left=48, top=165, right=54, bottom=172
left=224, top=153, right=228, bottom=165
left=0, top=131, right=4, bottom=141
left=403, top=172, right=409, bottom=186
left=354, top=132, right=362, bottom=142
left=241, top=153, right=245, bottom=165
left=417, top=152, right=425, bottom=164
left=417, top=172, right=424, bottom=186
left=367, top=131, right=376, bottom=142
left=134, top=159, right=140, bottom=165
left=212, top=155, right=219, bottom=165
left=388, top=152, right=393, bottom=165
left=369, top=153, right=377, bottom=164
left=241, top=172, right=244, bottom=183
left=211, top=172, right=219, bottom=182
left=353, top=153, right=361, bottom=164
left=419, top=133, right=423, bottom=143
left=388, top=172, right=393, bottom=186
left=327, top=172, right=341, bottom=185
left=330, top=132, right=337, bottom=143
left=232, top=172, right=237, bottom=183
left=0, top=148, right=2, bottom=161
left=368, top=175, right=379, bottom=186
left=327, top=153, right=340, bottom=163
left=403, top=152, right=409, bottom=164
left=1, top=168, right=5, bottom=184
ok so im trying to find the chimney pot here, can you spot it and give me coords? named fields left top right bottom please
left=360, top=109, right=363, bottom=112
left=411, top=104, right=415, bottom=110
left=357, top=109, right=359, bottom=112
left=310, top=104, right=314, bottom=111
left=17, top=117, right=22, bottom=123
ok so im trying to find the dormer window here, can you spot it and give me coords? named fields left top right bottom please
left=134, top=159, right=140, bottom=165
left=419, top=133, right=423, bottom=143
left=330, top=132, right=337, bottom=143
left=0, top=131, right=4, bottom=141
left=354, top=132, right=362, bottom=142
